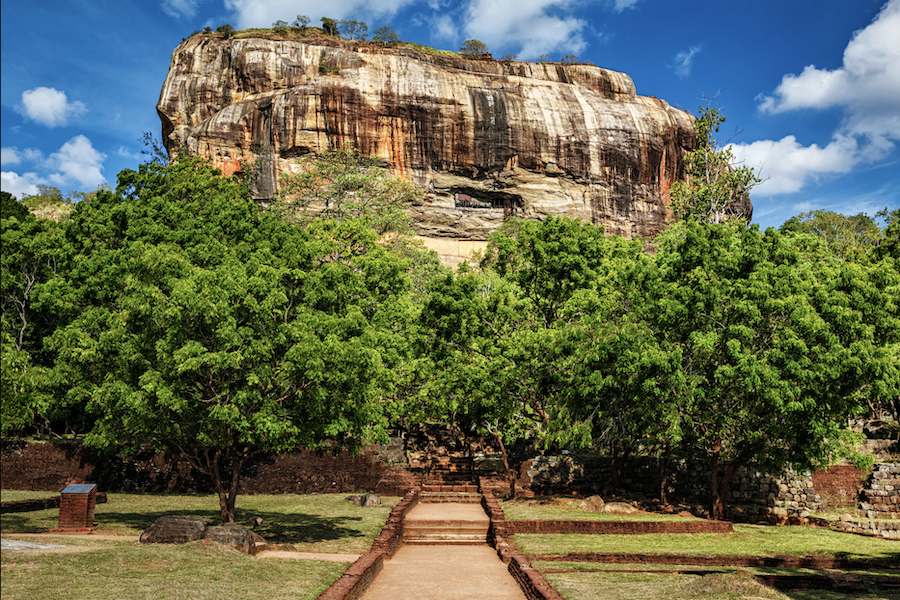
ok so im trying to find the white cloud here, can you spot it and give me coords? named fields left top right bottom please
left=463, top=0, right=586, bottom=60
left=758, top=0, right=900, bottom=148
left=730, top=134, right=859, bottom=196
left=162, top=0, right=203, bottom=18
left=223, top=0, right=416, bottom=28
left=671, top=44, right=703, bottom=79
left=612, top=0, right=640, bottom=12
left=1, top=148, right=22, bottom=167
left=434, top=14, right=457, bottom=41
left=117, top=146, right=143, bottom=163
left=18, top=87, right=87, bottom=128
left=742, top=0, right=900, bottom=198
left=45, top=136, right=107, bottom=189
left=1, top=171, right=45, bottom=199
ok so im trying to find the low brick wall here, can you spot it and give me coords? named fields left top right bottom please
left=505, top=519, right=733, bottom=535
left=531, top=552, right=898, bottom=570
left=1, top=493, right=107, bottom=514
left=482, top=492, right=565, bottom=600
left=317, top=552, right=384, bottom=600
left=317, top=487, right=421, bottom=600
left=370, top=488, right=420, bottom=558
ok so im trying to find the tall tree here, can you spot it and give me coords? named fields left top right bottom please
left=49, top=158, right=410, bottom=523
left=670, top=102, right=758, bottom=224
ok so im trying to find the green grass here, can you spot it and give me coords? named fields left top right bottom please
left=1, top=491, right=60, bottom=502
left=501, top=498, right=697, bottom=522
left=1, top=491, right=398, bottom=553
left=515, top=525, right=900, bottom=563
left=1, top=541, right=347, bottom=600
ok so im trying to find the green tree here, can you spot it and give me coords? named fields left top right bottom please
left=1, top=191, right=66, bottom=435
left=321, top=17, right=338, bottom=36
left=49, top=158, right=410, bottom=523
left=634, top=220, right=892, bottom=519
left=293, top=15, right=310, bottom=30
left=338, top=19, right=368, bottom=40
left=373, top=25, right=398, bottom=43
left=780, top=209, right=883, bottom=261
left=276, top=144, right=419, bottom=235
left=272, top=20, right=289, bottom=34
left=670, top=103, right=758, bottom=224
left=216, top=24, right=235, bottom=39
left=459, top=39, right=489, bottom=57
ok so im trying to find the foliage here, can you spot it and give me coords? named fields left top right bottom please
left=500, top=52, right=519, bottom=61
left=320, top=17, right=338, bottom=36
left=216, top=24, right=235, bottom=39
left=276, top=144, right=419, bottom=235
left=45, top=157, right=411, bottom=523
left=670, top=103, right=758, bottom=224
left=780, top=209, right=883, bottom=261
left=560, top=54, right=579, bottom=63
left=272, top=19, right=289, bottom=34
left=459, top=39, right=489, bottom=56
left=293, top=15, right=310, bottom=30
left=338, top=19, right=368, bottom=41
left=373, top=24, right=399, bottom=43
left=1, top=195, right=65, bottom=435
left=876, top=206, right=900, bottom=261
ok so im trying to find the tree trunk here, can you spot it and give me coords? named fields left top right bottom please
left=488, top=424, right=515, bottom=500
left=659, top=445, right=670, bottom=507
left=709, top=444, right=746, bottom=521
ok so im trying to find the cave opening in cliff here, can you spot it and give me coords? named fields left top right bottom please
left=454, top=191, right=522, bottom=217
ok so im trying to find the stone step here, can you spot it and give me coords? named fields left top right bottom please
left=420, top=492, right=482, bottom=503
left=403, top=537, right=488, bottom=545
left=422, top=484, right=480, bottom=493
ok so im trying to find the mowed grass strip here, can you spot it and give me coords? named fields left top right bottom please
left=538, top=563, right=900, bottom=600
left=1, top=492, right=398, bottom=553
left=515, top=525, right=900, bottom=563
left=501, top=498, right=698, bottom=522
left=1, top=541, right=348, bottom=600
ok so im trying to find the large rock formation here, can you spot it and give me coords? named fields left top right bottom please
left=157, top=34, right=750, bottom=240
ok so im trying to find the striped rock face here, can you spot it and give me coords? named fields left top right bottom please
left=158, top=35, right=748, bottom=241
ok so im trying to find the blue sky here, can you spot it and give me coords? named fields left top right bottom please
left=2, top=0, right=898, bottom=230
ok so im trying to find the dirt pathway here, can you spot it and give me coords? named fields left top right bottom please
left=361, top=544, right=527, bottom=600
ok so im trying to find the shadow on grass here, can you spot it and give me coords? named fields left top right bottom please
left=91, top=509, right=365, bottom=545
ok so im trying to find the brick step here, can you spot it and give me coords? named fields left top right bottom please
left=426, top=474, right=473, bottom=483
left=419, top=492, right=482, bottom=503
left=404, top=537, right=487, bottom=545
left=421, top=484, right=479, bottom=493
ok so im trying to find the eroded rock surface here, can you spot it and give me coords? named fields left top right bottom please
left=158, top=34, right=750, bottom=240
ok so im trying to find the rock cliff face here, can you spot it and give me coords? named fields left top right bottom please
left=158, top=34, right=748, bottom=240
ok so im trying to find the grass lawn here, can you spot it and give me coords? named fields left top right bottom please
left=540, top=567, right=900, bottom=600
left=1, top=491, right=398, bottom=553
left=2, top=491, right=400, bottom=600
left=501, top=498, right=698, bottom=522
left=515, top=525, right=900, bottom=563
left=1, top=540, right=348, bottom=600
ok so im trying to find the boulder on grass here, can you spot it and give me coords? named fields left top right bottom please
left=140, top=515, right=214, bottom=544
left=204, top=525, right=268, bottom=555
left=346, top=494, right=381, bottom=507
left=580, top=496, right=605, bottom=512
left=602, top=502, right=640, bottom=515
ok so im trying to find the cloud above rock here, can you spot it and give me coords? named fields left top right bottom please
left=18, top=87, right=86, bottom=128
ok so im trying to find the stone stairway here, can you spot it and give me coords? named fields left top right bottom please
left=420, top=455, right=481, bottom=504
left=404, top=455, right=488, bottom=544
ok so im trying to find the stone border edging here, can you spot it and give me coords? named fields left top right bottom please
left=1, top=493, right=107, bottom=514
left=482, top=492, right=565, bottom=600
left=529, top=552, right=899, bottom=571
left=317, top=487, right=420, bottom=600
left=505, top=519, right=733, bottom=535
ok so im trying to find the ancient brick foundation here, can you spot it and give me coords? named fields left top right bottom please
left=504, top=519, right=733, bottom=535
left=859, top=463, right=900, bottom=520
